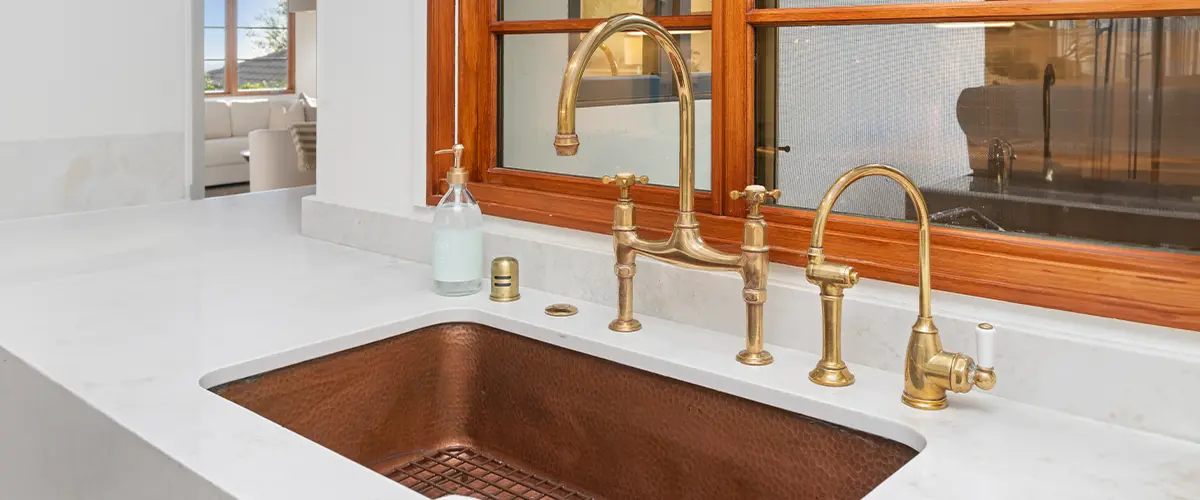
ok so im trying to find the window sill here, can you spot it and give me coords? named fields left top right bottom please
left=205, top=90, right=296, bottom=98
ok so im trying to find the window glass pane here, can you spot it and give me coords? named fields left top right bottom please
left=235, top=54, right=289, bottom=90
left=204, top=0, right=226, bottom=27
left=205, top=61, right=227, bottom=93
left=238, top=0, right=287, bottom=27
left=237, top=27, right=288, bottom=59
left=755, top=18, right=1200, bottom=253
left=501, top=32, right=713, bottom=189
left=231, top=0, right=290, bottom=91
left=502, top=0, right=711, bottom=22
left=205, top=28, right=225, bottom=60
left=237, top=0, right=290, bottom=58
left=757, top=0, right=977, bottom=6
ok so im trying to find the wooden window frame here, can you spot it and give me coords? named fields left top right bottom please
left=206, top=0, right=297, bottom=97
left=428, top=0, right=1200, bottom=331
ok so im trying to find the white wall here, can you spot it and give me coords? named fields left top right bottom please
left=314, top=0, right=427, bottom=215
left=295, top=11, right=318, bottom=97
left=0, top=1, right=188, bottom=220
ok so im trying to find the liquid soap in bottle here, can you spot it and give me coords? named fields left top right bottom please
left=432, top=144, right=484, bottom=296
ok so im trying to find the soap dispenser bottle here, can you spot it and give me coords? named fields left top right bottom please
left=432, top=144, right=484, bottom=296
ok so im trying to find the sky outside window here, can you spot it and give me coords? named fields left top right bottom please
left=205, top=0, right=288, bottom=62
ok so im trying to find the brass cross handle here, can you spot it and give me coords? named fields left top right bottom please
left=730, top=185, right=781, bottom=217
left=601, top=172, right=649, bottom=199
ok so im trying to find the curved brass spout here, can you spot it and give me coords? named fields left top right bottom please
left=556, top=13, right=697, bottom=214
left=556, top=15, right=779, bottom=367
left=809, top=165, right=931, bottom=319
left=805, top=164, right=996, bottom=410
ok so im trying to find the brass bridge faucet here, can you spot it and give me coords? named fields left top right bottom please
left=556, top=14, right=778, bottom=366
left=805, top=164, right=997, bottom=410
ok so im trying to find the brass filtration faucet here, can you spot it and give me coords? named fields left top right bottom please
left=805, top=164, right=997, bottom=410
left=556, top=14, right=778, bottom=366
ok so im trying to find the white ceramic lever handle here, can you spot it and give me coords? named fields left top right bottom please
left=976, top=323, right=995, bottom=369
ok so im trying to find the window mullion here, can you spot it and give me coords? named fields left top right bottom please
left=714, top=0, right=755, bottom=217
left=226, top=0, right=238, bottom=94
left=288, top=13, right=296, bottom=92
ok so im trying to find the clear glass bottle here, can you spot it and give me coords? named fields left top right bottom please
left=432, top=145, right=484, bottom=296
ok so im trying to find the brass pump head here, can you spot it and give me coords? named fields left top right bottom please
left=435, top=144, right=469, bottom=185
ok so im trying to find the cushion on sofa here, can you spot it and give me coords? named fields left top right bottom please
left=205, top=101, right=232, bottom=140
left=205, top=136, right=250, bottom=168
left=299, top=93, right=318, bottom=122
left=269, top=99, right=308, bottom=131
left=230, top=100, right=272, bottom=137
left=290, top=122, right=317, bottom=171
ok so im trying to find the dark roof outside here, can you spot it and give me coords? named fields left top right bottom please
left=207, top=50, right=289, bottom=87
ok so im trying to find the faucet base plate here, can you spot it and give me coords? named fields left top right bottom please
left=901, top=392, right=948, bottom=411
left=737, top=350, right=774, bottom=366
left=809, top=366, right=855, bottom=387
left=609, top=318, right=642, bottom=333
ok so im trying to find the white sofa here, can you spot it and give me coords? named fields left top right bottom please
left=249, top=127, right=315, bottom=192
left=204, top=97, right=316, bottom=188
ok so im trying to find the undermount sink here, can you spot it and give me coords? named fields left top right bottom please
left=211, top=323, right=916, bottom=499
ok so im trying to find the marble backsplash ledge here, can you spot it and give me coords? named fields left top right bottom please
left=302, top=195, right=1200, bottom=443
left=0, top=132, right=186, bottom=221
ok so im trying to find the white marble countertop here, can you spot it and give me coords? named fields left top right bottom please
left=1, top=188, right=1197, bottom=500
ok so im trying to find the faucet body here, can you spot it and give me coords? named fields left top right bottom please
left=805, top=165, right=996, bottom=410
left=557, top=14, right=775, bottom=365
left=987, top=137, right=1015, bottom=190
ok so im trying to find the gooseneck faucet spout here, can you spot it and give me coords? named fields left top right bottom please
left=555, top=14, right=779, bottom=366
left=555, top=13, right=697, bottom=214
left=808, top=165, right=933, bottom=320
left=805, top=164, right=996, bottom=410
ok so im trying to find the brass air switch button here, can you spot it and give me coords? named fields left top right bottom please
left=490, top=257, right=520, bottom=302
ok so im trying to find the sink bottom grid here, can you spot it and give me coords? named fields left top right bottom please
left=381, top=446, right=597, bottom=500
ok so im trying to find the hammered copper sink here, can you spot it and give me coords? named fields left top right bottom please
left=211, top=323, right=916, bottom=499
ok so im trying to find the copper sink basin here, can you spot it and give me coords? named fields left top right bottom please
left=211, top=323, right=915, bottom=499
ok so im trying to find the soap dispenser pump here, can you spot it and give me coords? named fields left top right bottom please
left=432, top=144, right=484, bottom=296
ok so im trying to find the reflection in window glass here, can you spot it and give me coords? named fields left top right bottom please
left=570, top=30, right=712, bottom=107
left=502, top=0, right=711, bottom=21
left=755, top=18, right=1200, bottom=252
left=500, top=33, right=713, bottom=190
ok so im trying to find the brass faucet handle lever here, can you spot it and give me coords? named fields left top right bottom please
left=601, top=172, right=649, bottom=199
left=973, top=323, right=997, bottom=390
left=730, top=185, right=782, bottom=217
